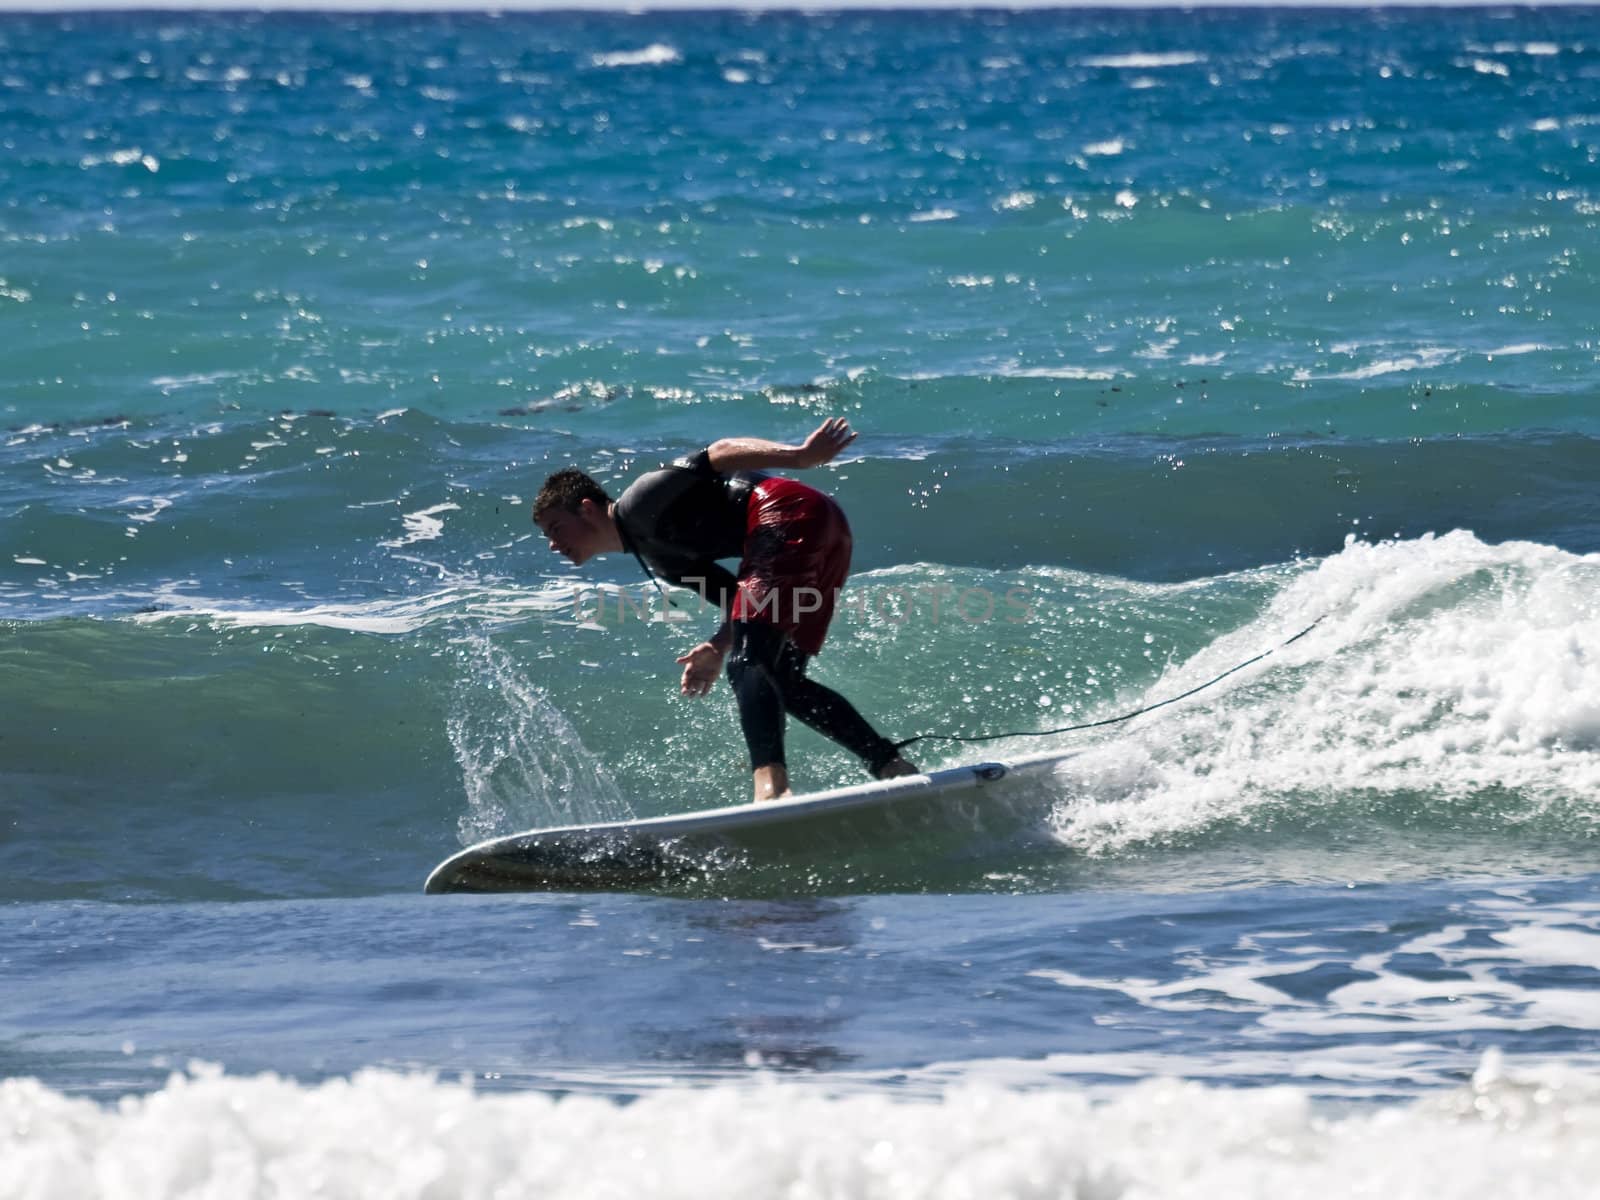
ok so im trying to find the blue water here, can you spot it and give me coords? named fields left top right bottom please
left=4, top=9, right=1600, bottom=1195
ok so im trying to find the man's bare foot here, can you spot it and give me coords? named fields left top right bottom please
left=753, top=763, right=791, bottom=802
left=873, top=755, right=919, bottom=780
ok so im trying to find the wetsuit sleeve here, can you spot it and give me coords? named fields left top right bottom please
left=672, top=448, right=716, bottom=475
left=651, top=560, right=738, bottom=614
left=682, top=563, right=738, bottom=614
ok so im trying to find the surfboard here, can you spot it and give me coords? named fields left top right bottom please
left=423, top=748, right=1075, bottom=894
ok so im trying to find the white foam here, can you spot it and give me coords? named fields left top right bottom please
left=1051, top=532, right=1600, bottom=856
left=120, top=496, right=174, bottom=525
left=1027, top=885, right=1600, bottom=1049
left=1083, top=52, right=1206, bottom=69
left=128, top=581, right=588, bottom=635
left=591, top=44, right=681, bottom=69
left=5, top=1058, right=1600, bottom=1199
left=150, top=371, right=241, bottom=392
left=380, top=502, right=461, bottom=548
left=78, top=147, right=160, bottom=172
left=1002, top=364, right=1119, bottom=381
left=1295, top=346, right=1459, bottom=381
left=994, top=190, right=1038, bottom=211
left=1032, top=963, right=1314, bottom=1012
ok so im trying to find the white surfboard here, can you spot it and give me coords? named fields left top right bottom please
left=424, top=748, right=1075, bottom=894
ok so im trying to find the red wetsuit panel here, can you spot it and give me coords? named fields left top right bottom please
left=730, top=478, right=851, bottom=656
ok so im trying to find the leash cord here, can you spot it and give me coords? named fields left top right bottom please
left=893, top=617, right=1323, bottom=752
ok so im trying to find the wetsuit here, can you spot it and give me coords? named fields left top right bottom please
left=614, top=449, right=901, bottom=774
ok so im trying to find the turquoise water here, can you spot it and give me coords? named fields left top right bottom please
left=4, top=9, right=1600, bottom=1195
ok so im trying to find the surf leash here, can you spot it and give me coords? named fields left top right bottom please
left=891, top=617, right=1324, bottom=754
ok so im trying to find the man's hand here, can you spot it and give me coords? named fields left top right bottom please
left=676, top=641, right=726, bottom=697
left=706, top=419, right=859, bottom=473
left=792, top=417, right=857, bottom=468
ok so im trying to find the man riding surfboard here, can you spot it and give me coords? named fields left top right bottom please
left=533, top=417, right=918, bottom=802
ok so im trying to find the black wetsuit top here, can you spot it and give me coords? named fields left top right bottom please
left=613, top=449, right=766, bottom=614
left=613, top=449, right=900, bottom=774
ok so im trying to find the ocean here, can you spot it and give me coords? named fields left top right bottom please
left=3, top=6, right=1600, bottom=1195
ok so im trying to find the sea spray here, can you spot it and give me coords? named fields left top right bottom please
left=446, top=630, right=631, bottom=844
left=1049, top=533, right=1600, bottom=855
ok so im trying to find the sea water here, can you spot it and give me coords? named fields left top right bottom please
left=3, top=8, right=1599, bottom=1196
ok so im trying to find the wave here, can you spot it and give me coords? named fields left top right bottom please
left=4, top=531, right=1597, bottom=901
left=7, top=414, right=1600, bottom=633
left=1050, top=531, right=1600, bottom=856
left=4, top=1052, right=1598, bottom=1199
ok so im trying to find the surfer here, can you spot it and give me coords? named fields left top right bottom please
left=533, top=417, right=918, bottom=801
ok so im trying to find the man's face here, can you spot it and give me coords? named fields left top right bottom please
left=536, top=503, right=604, bottom=565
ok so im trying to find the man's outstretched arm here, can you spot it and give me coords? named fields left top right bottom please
left=706, top=417, right=857, bottom=473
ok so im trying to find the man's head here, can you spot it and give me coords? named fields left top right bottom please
left=533, top=468, right=615, bottom=565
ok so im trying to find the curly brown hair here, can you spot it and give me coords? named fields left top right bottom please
left=532, top=468, right=612, bottom=521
